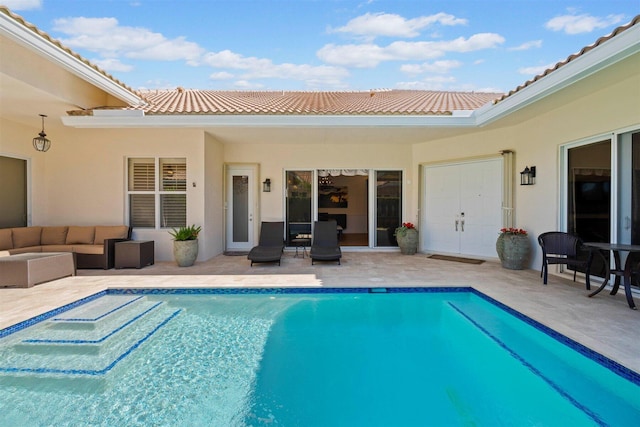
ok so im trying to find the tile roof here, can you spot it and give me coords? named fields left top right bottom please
left=123, top=89, right=501, bottom=115
left=495, top=14, right=640, bottom=104
left=0, top=6, right=141, bottom=99
left=4, top=5, right=637, bottom=117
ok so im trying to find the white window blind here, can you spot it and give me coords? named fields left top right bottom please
left=127, top=157, right=187, bottom=229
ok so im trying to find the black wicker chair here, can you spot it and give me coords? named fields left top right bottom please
left=538, top=231, right=592, bottom=289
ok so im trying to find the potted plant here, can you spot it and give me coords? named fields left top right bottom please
left=169, top=224, right=201, bottom=267
left=496, top=227, right=530, bottom=270
left=394, top=222, right=418, bottom=255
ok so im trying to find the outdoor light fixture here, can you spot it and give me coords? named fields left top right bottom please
left=263, top=178, right=271, bottom=192
left=520, top=166, right=536, bottom=185
left=32, top=114, right=51, bottom=152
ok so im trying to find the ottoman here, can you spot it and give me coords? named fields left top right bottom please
left=0, top=252, right=76, bottom=288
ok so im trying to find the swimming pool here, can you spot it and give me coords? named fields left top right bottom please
left=0, top=287, right=638, bottom=426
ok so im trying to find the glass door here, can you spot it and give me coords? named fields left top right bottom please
left=374, top=171, right=402, bottom=247
left=285, top=171, right=313, bottom=246
left=567, top=140, right=611, bottom=277
left=225, top=165, right=256, bottom=251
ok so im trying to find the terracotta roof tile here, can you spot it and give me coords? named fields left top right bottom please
left=128, top=89, right=501, bottom=115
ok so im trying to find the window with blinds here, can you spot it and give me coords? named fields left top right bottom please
left=127, top=157, right=187, bottom=228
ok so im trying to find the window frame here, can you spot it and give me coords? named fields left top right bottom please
left=126, top=157, right=187, bottom=229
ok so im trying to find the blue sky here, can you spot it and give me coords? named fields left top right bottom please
left=4, top=0, right=638, bottom=92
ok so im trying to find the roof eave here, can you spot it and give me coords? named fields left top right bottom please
left=0, top=10, right=145, bottom=107
left=475, top=23, right=640, bottom=126
left=61, top=114, right=478, bottom=128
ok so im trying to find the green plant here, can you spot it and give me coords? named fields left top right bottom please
left=169, top=224, right=201, bottom=241
left=394, top=222, right=417, bottom=238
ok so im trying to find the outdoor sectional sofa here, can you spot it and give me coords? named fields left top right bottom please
left=0, top=225, right=131, bottom=269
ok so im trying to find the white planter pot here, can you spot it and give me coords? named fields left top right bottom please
left=173, top=239, right=198, bottom=267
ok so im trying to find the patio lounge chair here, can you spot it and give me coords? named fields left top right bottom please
left=310, top=220, right=342, bottom=265
left=248, top=222, right=285, bottom=266
left=538, top=231, right=592, bottom=289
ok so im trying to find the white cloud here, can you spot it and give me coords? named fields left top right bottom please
left=91, top=58, right=133, bottom=72
left=329, top=12, right=467, bottom=40
left=318, top=33, right=504, bottom=67
left=209, top=71, right=235, bottom=80
left=2, top=0, right=41, bottom=10
left=233, top=80, right=264, bottom=89
left=396, top=75, right=457, bottom=90
left=509, top=40, right=542, bottom=51
left=400, top=60, right=462, bottom=75
left=53, top=17, right=204, bottom=61
left=545, top=13, right=625, bottom=35
left=518, top=63, right=556, bottom=75
left=201, top=50, right=349, bottom=83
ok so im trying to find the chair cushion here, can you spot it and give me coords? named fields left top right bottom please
left=0, top=228, right=12, bottom=250
left=12, top=227, right=42, bottom=248
left=41, top=226, right=68, bottom=245
left=66, top=226, right=95, bottom=244
left=94, top=226, right=129, bottom=245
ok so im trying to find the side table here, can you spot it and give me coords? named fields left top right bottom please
left=115, top=240, right=154, bottom=269
left=292, top=234, right=311, bottom=258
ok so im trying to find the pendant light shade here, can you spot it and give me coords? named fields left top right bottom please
left=33, top=114, right=51, bottom=152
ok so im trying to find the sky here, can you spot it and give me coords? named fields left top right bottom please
left=4, top=0, right=638, bottom=93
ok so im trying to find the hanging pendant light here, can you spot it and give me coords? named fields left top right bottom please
left=33, top=114, right=51, bottom=152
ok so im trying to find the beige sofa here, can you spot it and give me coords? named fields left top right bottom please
left=0, top=225, right=131, bottom=269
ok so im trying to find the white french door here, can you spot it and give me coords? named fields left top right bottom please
left=225, top=165, right=257, bottom=251
left=422, top=158, right=503, bottom=257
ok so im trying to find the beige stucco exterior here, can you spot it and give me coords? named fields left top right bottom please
left=1, top=13, right=639, bottom=268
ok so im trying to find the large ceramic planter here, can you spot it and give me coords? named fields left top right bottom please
left=397, top=229, right=419, bottom=255
left=496, top=233, right=530, bottom=270
left=173, top=239, right=198, bottom=267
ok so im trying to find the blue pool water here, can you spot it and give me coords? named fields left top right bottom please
left=0, top=287, right=638, bottom=426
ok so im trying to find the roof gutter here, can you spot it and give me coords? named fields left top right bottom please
left=61, top=113, right=478, bottom=128
left=473, top=23, right=640, bottom=126
left=0, top=8, right=145, bottom=107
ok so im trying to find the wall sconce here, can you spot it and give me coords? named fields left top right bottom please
left=33, top=114, right=51, bottom=152
left=263, top=178, right=271, bottom=192
left=520, top=166, right=536, bottom=185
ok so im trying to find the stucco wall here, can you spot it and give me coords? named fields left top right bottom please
left=223, top=141, right=415, bottom=228
left=412, top=56, right=640, bottom=269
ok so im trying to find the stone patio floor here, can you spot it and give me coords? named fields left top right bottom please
left=1, top=251, right=639, bottom=374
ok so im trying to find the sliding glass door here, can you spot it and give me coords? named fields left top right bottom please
left=374, top=171, right=402, bottom=247
left=563, top=129, right=640, bottom=284
left=285, top=171, right=312, bottom=246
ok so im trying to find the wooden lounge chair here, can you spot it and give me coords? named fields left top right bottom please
left=310, top=220, right=342, bottom=265
left=538, top=231, right=592, bottom=289
left=248, top=222, right=285, bottom=266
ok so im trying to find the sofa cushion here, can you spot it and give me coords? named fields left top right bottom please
left=94, top=226, right=129, bottom=245
left=41, top=226, right=69, bottom=245
left=41, top=245, right=74, bottom=253
left=9, top=246, right=43, bottom=255
left=66, top=226, right=95, bottom=244
left=0, top=228, right=12, bottom=251
left=12, top=227, right=42, bottom=248
left=72, top=245, right=104, bottom=255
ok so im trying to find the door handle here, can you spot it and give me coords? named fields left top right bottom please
left=461, top=220, right=465, bottom=232
left=455, top=219, right=459, bottom=231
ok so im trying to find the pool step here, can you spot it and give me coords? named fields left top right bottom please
left=0, top=295, right=181, bottom=377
